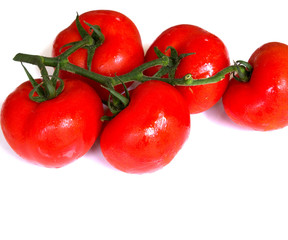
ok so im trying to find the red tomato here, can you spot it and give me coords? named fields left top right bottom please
left=100, top=80, right=190, bottom=174
left=144, top=24, right=230, bottom=114
left=222, top=42, right=288, bottom=131
left=1, top=79, right=104, bottom=168
left=52, top=10, right=144, bottom=100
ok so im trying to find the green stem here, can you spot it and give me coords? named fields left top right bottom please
left=13, top=53, right=251, bottom=88
left=13, top=53, right=171, bottom=87
left=170, top=64, right=250, bottom=86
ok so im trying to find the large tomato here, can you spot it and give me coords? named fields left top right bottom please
left=222, top=42, right=288, bottom=131
left=100, top=80, right=190, bottom=174
left=1, top=79, right=104, bottom=168
left=52, top=10, right=144, bottom=100
left=144, top=24, right=230, bottom=114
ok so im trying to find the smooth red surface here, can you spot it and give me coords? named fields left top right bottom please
left=52, top=10, right=144, bottom=100
left=144, top=24, right=230, bottom=114
left=1, top=79, right=104, bottom=167
left=223, top=42, right=288, bottom=131
left=100, top=80, right=191, bottom=174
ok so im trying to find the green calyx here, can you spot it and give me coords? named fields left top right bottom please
left=102, top=76, right=131, bottom=119
left=153, top=46, right=195, bottom=78
left=21, top=61, right=64, bottom=103
left=233, top=60, right=253, bottom=82
left=69, top=14, right=105, bottom=71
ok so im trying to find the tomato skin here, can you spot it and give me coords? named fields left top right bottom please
left=52, top=10, right=144, bottom=100
left=144, top=24, right=230, bottom=114
left=1, top=79, right=104, bottom=168
left=100, top=80, right=190, bottom=174
left=222, top=42, right=288, bottom=131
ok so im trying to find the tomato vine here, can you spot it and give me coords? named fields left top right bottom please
left=13, top=15, right=252, bottom=105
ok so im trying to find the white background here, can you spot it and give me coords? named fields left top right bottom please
left=1, top=0, right=288, bottom=239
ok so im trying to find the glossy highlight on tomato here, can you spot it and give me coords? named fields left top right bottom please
left=144, top=24, right=230, bottom=114
left=52, top=10, right=144, bottom=100
left=100, top=80, right=191, bottom=174
left=222, top=42, right=288, bottom=131
left=1, top=79, right=104, bottom=168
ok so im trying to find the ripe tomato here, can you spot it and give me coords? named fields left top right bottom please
left=52, top=10, right=144, bottom=100
left=144, top=24, right=230, bottom=114
left=100, top=80, right=190, bottom=174
left=1, top=79, right=104, bottom=168
left=222, top=42, right=288, bottom=131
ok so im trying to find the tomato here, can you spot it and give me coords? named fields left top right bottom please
left=1, top=79, right=104, bottom=168
left=222, top=42, right=288, bottom=131
left=144, top=24, right=230, bottom=114
left=52, top=10, right=144, bottom=100
left=100, top=80, right=190, bottom=174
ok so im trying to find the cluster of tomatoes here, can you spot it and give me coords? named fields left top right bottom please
left=1, top=10, right=288, bottom=173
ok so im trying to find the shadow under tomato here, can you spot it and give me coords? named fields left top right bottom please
left=85, top=138, right=116, bottom=171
